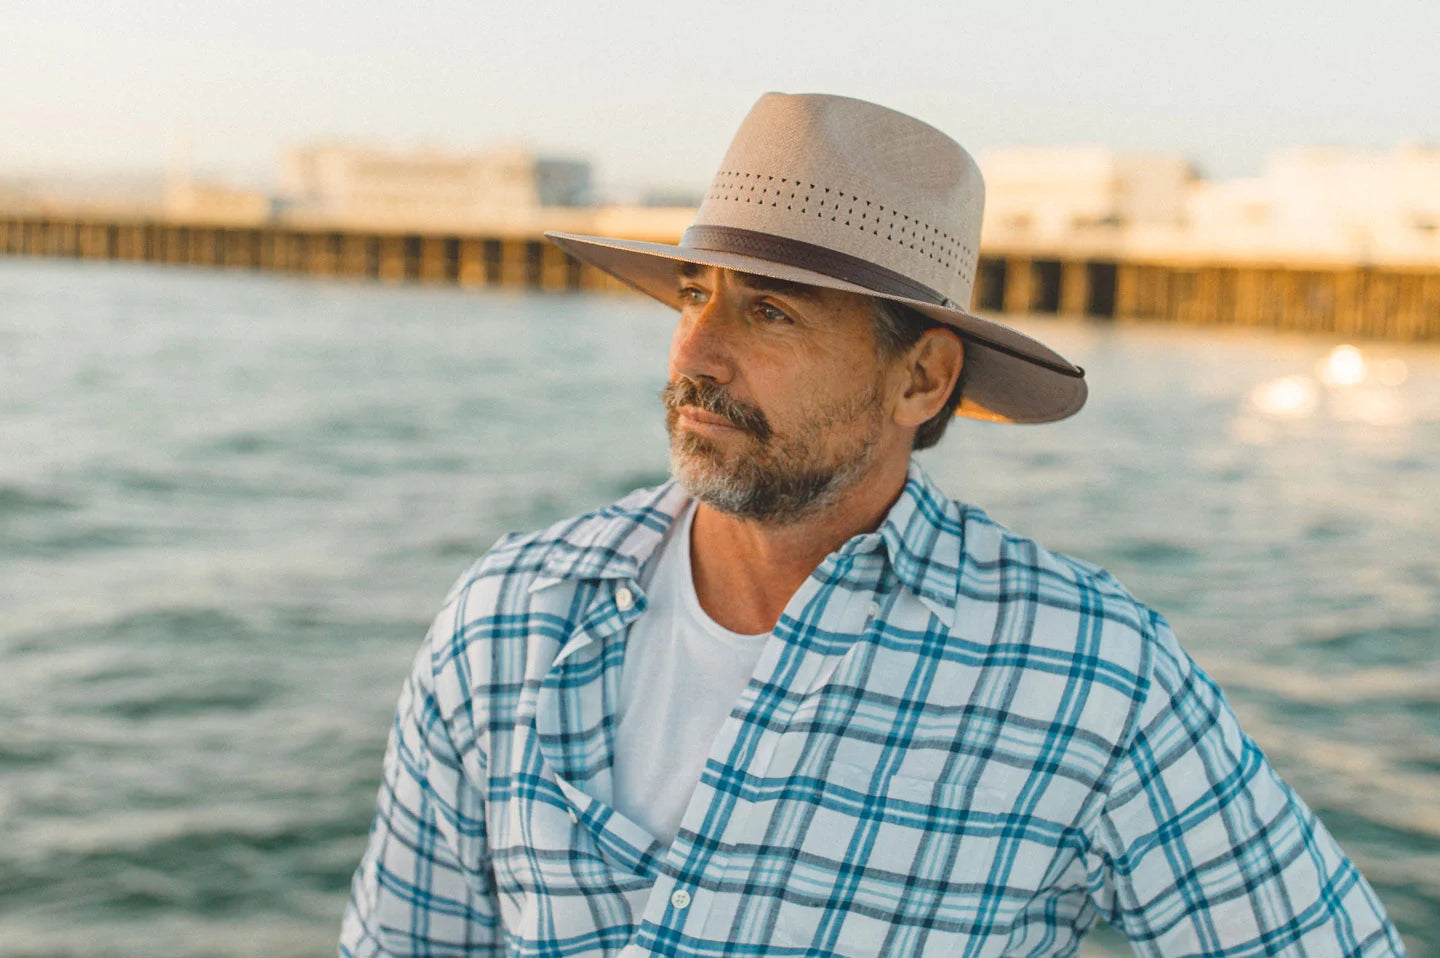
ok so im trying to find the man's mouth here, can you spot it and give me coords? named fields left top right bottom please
left=677, top=406, right=743, bottom=430
left=661, top=379, right=772, bottom=442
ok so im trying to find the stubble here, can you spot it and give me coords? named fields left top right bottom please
left=661, top=377, right=885, bottom=524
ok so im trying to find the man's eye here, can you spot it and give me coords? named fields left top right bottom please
left=757, top=303, right=792, bottom=324
left=677, top=285, right=708, bottom=305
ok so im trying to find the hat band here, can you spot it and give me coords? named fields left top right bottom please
left=680, top=225, right=952, bottom=307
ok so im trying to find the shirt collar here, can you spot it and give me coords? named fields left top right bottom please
left=532, top=480, right=689, bottom=588
left=840, top=459, right=965, bottom=627
left=533, top=460, right=966, bottom=627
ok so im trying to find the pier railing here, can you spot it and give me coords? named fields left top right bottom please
left=3, top=214, right=1437, bottom=340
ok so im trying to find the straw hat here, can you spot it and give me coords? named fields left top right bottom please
left=546, top=93, right=1086, bottom=424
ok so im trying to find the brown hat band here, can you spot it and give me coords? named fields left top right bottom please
left=680, top=224, right=1084, bottom=379
left=682, top=225, right=948, bottom=306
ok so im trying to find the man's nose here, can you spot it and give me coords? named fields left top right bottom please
left=669, top=292, right=737, bottom=383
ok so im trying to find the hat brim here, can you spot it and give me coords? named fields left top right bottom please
left=546, top=231, right=1087, bottom=424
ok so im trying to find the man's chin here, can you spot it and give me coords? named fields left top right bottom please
left=668, top=440, right=752, bottom=498
left=669, top=438, right=729, bottom=485
left=668, top=448, right=852, bottom=526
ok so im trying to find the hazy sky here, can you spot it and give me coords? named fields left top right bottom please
left=7, top=0, right=1437, bottom=192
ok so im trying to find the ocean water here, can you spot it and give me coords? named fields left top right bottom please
left=1, top=258, right=1436, bottom=956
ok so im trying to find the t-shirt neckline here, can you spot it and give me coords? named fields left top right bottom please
left=676, top=500, right=772, bottom=646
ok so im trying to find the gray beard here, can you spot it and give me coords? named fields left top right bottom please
left=665, top=383, right=884, bottom=525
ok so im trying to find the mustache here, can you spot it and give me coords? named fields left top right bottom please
left=661, top=378, right=772, bottom=442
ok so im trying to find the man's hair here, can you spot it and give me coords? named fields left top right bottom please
left=871, top=298, right=966, bottom=451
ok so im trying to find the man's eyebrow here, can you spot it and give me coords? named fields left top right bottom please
left=674, top=262, right=822, bottom=301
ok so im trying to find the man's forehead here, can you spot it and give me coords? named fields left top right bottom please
left=676, top=261, right=826, bottom=302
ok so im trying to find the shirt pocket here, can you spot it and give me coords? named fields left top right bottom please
left=770, top=763, right=1016, bottom=953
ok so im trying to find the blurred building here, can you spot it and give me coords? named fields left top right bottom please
left=980, top=148, right=1196, bottom=247
left=979, top=145, right=1440, bottom=266
left=162, top=179, right=274, bottom=224
left=1183, top=146, right=1440, bottom=265
left=0, top=172, right=167, bottom=217
left=277, top=143, right=593, bottom=229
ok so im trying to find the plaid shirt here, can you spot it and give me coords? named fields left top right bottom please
left=340, top=461, right=1401, bottom=957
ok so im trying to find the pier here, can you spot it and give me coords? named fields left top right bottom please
left=3, top=214, right=1438, bottom=340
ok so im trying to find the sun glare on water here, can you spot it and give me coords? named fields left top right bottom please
left=1243, top=344, right=1416, bottom=431
left=1249, top=374, right=1320, bottom=418
left=1318, top=344, right=1367, bottom=386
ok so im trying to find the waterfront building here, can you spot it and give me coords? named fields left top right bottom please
left=277, top=143, right=592, bottom=229
left=978, top=145, right=1440, bottom=267
left=162, top=179, right=275, bottom=225
left=1183, top=146, right=1440, bottom=266
left=979, top=147, right=1196, bottom=250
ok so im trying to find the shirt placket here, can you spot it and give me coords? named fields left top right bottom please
left=627, top=546, right=886, bottom=951
left=531, top=581, right=669, bottom=877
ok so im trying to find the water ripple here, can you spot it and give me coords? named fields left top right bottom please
left=3, top=261, right=1437, bottom=954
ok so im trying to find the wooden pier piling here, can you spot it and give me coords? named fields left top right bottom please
left=1, top=214, right=1437, bottom=339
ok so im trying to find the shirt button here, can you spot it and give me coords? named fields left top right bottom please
left=868, top=601, right=880, bottom=618
left=616, top=587, right=634, bottom=611
left=670, top=888, right=691, bottom=910
left=568, top=808, right=579, bottom=824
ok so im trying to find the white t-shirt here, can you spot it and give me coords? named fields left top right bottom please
left=610, top=501, right=771, bottom=846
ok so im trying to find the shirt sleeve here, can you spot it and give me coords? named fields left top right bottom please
left=1088, top=611, right=1405, bottom=956
left=339, top=612, right=505, bottom=957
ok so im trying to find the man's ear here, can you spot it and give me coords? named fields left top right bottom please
left=893, top=328, right=964, bottom=428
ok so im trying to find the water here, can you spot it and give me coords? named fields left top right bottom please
left=1, top=259, right=1437, bottom=956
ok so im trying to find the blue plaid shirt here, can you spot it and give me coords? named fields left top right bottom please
left=340, top=461, right=1401, bottom=956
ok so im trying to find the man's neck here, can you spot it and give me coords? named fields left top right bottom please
left=687, top=456, right=911, bottom=635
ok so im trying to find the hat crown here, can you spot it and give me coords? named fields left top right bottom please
left=692, top=93, right=986, bottom=306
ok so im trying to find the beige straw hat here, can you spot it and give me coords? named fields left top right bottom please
left=546, top=92, right=1086, bottom=424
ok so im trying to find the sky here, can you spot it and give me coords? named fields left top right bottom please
left=6, top=0, right=1438, bottom=194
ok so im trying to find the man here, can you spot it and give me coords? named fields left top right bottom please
left=340, top=94, right=1402, bottom=956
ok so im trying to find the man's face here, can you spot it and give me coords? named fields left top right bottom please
left=662, top=263, right=902, bottom=524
